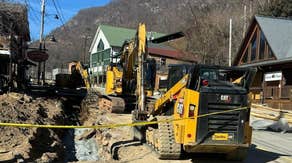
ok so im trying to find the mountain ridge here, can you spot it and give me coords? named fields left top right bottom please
left=33, top=0, right=267, bottom=71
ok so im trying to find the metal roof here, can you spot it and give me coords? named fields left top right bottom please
left=148, top=43, right=198, bottom=62
left=99, top=25, right=164, bottom=47
left=256, top=16, right=292, bottom=60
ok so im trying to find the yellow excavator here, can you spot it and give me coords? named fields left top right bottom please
left=70, top=61, right=91, bottom=89
left=100, top=23, right=154, bottom=113
left=101, top=23, right=179, bottom=112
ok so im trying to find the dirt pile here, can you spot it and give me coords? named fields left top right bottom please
left=0, top=92, right=66, bottom=162
left=79, top=101, right=148, bottom=162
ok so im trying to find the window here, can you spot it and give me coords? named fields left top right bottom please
left=160, top=58, right=166, bottom=66
left=259, top=31, right=265, bottom=60
left=198, top=68, right=247, bottom=88
left=250, top=33, right=257, bottom=61
left=97, top=40, right=104, bottom=51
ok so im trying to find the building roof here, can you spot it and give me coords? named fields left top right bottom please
left=256, top=16, right=292, bottom=60
left=234, top=16, right=292, bottom=66
left=148, top=43, right=198, bottom=62
left=89, top=24, right=199, bottom=62
left=99, top=24, right=165, bottom=47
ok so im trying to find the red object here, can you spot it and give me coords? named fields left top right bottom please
left=27, top=50, right=49, bottom=62
left=189, top=110, right=194, bottom=117
left=202, top=79, right=209, bottom=86
left=173, top=93, right=180, bottom=100
left=187, top=134, right=192, bottom=138
left=226, top=96, right=232, bottom=103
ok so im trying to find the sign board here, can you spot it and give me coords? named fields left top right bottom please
left=27, top=50, right=49, bottom=62
left=264, top=72, right=282, bottom=82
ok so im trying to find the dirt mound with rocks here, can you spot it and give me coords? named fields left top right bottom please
left=79, top=101, right=141, bottom=162
left=0, top=92, right=66, bottom=162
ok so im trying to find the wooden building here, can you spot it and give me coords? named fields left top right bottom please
left=233, top=16, right=292, bottom=100
left=0, top=3, right=30, bottom=91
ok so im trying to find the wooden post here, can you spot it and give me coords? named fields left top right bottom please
left=261, top=71, right=265, bottom=104
left=229, top=19, right=232, bottom=66
left=279, top=73, right=283, bottom=99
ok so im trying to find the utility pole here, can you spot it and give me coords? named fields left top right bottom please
left=82, top=27, right=91, bottom=65
left=82, top=35, right=90, bottom=64
left=229, top=19, right=232, bottom=67
left=37, top=0, right=45, bottom=85
left=249, top=0, right=253, bottom=17
left=40, top=0, right=45, bottom=46
left=243, top=5, right=247, bottom=38
left=41, top=0, right=46, bottom=85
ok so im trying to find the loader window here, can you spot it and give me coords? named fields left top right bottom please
left=167, top=66, right=187, bottom=89
left=201, top=70, right=218, bottom=80
left=199, top=68, right=246, bottom=88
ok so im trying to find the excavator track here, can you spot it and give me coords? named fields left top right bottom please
left=146, top=116, right=181, bottom=159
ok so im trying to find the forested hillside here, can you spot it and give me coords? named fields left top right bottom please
left=32, top=0, right=291, bottom=70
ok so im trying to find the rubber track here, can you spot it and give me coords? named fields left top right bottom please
left=148, top=117, right=181, bottom=159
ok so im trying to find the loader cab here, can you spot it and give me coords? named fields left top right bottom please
left=185, top=65, right=256, bottom=148
left=167, top=64, right=193, bottom=90
left=189, top=65, right=255, bottom=92
left=167, top=64, right=255, bottom=92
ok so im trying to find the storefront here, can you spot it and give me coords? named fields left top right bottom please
left=233, top=16, right=292, bottom=101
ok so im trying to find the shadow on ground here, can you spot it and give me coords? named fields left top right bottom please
left=110, top=139, right=289, bottom=163
left=186, top=144, right=289, bottom=163
left=110, top=140, right=142, bottom=160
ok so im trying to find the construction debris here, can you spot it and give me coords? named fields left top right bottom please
left=0, top=92, right=66, bottom=162
left=79, top=99, right=134, bottom=161
left=251, top=104, right=292, bottom=133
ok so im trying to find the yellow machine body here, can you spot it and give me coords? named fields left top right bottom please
left=105, top=65, right=123, bottom=95
left=70, top=61, right=90, bottom=89
left=144, top=65, right=256, bottom=159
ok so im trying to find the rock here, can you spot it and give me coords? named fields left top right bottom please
left=16, top=158, right=25, bottom=163
left=0, top=151, right=14, bottom=162
left=269, top=118, right=291, bottom=133
left=75, top=129, right=96, bottom=141
left=23, top=94, right=32, bottom=103
left=102, top=133, right=112, bottom=146
left=39, top=152, right=58, bottom=163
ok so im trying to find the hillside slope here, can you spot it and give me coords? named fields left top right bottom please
left=33, top=0, right=267, bottom=71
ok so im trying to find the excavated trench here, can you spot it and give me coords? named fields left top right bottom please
left=0, top=92, right=100, bottom=162
left=62, top=97, right=100, bottom=162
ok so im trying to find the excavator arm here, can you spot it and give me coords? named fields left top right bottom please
left=153, top=74, right=189, bottom=114
left=74, top=61, right=90, bottom=89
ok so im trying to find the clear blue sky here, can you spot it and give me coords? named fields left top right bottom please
left=17, top=0, right=111, bottom=41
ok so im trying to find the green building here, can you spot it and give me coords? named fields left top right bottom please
left=88, top=24, right=164, bottom=87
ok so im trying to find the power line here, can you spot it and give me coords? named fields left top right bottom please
left=50, top=0, right=77, bottom=46
left=55, top=0, right=66, bottom=24
left=25, top=0, right=41, bottom=23
left=51, top=0, right=65, bottom=26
